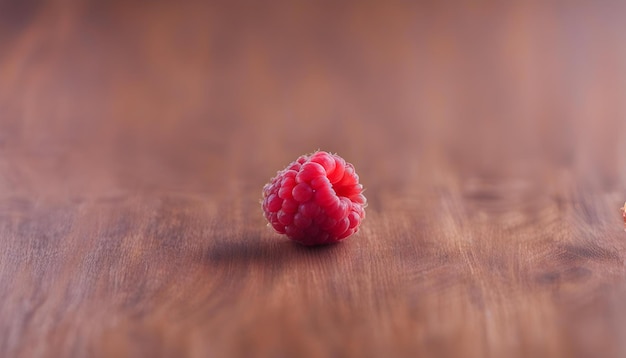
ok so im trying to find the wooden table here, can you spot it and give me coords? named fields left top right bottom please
left=2, top=1, right=626, bottom=357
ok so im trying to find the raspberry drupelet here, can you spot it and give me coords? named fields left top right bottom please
left=262, top=151, right=367, bottom=246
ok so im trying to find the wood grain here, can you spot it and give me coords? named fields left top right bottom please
left=2, top=1, right=626, bottom=357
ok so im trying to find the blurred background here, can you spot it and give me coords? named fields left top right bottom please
left=1, top=0, right=626, bottom=200
left=3, top=2, right=626, bottom=357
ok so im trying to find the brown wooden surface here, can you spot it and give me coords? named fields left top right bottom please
left=2, top=1, right=626, bottom=357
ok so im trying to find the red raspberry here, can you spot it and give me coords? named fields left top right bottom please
left=262, top=151, right=367, bottom=246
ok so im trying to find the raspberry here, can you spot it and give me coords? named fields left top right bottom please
left=262, top=151, right=367, bottom=246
